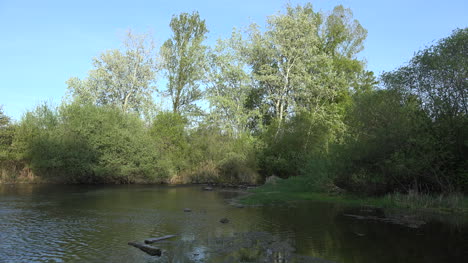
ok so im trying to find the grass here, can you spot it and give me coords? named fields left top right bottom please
left=240, top=176, right=468, bottom=214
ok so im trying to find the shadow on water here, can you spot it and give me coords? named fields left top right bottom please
left=0, top=185, right=467, bottom=262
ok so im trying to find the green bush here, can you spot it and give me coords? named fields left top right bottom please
left=13, top=103, right=163, bottom=183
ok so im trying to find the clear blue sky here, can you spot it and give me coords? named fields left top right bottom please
left=1, top=0, right=466, bottom=120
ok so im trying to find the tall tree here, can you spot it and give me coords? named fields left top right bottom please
left=245, top=3, right=322, bottom=127
left=244, top=4, right=366, bottom=129
left=161, top=11, right=208, bottom=115
left=206, top=30, right=259, bottom=137
left=66, top=30, right=158, bottom=114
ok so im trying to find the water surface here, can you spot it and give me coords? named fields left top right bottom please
left=0, top=185, right=466, bottom=262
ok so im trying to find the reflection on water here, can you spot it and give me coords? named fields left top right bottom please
left=0, top=184, right=467, bottom=262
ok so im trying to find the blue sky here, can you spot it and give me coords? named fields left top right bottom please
left=1, top=0, right=467, bottom=120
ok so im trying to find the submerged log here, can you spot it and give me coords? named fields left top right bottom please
left=144, top=235, right=178, bottom=244
left=128, top=241, right=162, bottom=256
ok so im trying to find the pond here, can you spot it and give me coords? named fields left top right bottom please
left=0, top=185, right=466, bottom=262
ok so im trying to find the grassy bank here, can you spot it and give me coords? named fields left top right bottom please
left=240, top=176, right=468, bottom=214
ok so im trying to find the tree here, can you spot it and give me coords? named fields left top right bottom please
left=149, top=111, right=189, bottom=177
left=0, top=106, right=14, bottom=160
left=13, top=103, right=162, bottom=183
left=244, top=4, right=367, bottom=133
left=245, top=3, right=322, bottom=127
left=160, top=11, right=208, bottom=115
left=206, top=30, right=260, bottom=137
left=335, top=90, right=431, bottom=194
left=66, top=30, right=158, bottom=115
left=321, top=5, right=367, bottom=60
left=381, top=28, right=468, bottom=193
left=382, top=28, right=467, bottom=121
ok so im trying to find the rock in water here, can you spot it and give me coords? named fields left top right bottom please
left=128, top=242, right=162, bottom=256
left=184, top=208, right=192, bottom=212
left=203, top=186, right=213, bottom=191
left=220, top=218, right=229, bottom=224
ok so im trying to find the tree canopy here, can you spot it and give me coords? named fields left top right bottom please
left=161, top=11, right=208, bottom=115
left=66, top=31, right=158, bottom=115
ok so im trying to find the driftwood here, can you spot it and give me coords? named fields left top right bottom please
left=144, top=235, right=178, bottom=244
left=128, top=241, right=162, bottom=256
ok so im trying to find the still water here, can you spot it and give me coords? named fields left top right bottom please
left=0, top=185, right=466, bottom=262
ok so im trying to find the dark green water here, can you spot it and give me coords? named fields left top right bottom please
left=0, top=185, right=466, bottom=262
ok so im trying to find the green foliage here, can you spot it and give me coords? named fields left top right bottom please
left=14, top=103, right=162, bottom=183
left=379, top=28, right=467, bottom=193
left=161, top=11, right=208, bottom=115
left=243, top=3, right=366, bottom=132
left=331, top=29, right=467, bottom=195
left=187, top=127, right=259, bottom=184
left=67, top=31, right=158, bottom=115
left=245, top=3, right=323, bottom=124
left=150, top=111, right=189, bottom=177
left=0, top=106, right=15, bottom=161
left=206, top=30, right=260, bottom=137
left=334, top=90, right=430, bottom=194
left=257, top=112, right=338, bottom=193
left=244, top=3, right=366, bottom=191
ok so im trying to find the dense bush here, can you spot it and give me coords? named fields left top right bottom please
left=334, top=29, right=467, bottom=195
left=13, top=103, right=162, bottom=183
left=334, top=90, right=431, bottom=194
left=0, top=106, right=14, bottom=161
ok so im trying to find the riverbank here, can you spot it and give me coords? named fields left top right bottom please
left=3, top=166, right=467, bottom=216
left=238, top=176, right=468, bottom=215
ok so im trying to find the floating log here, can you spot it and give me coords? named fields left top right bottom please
left=128, top=241, right=162, bottom=256
left=144, top=235, right=178, bottom=244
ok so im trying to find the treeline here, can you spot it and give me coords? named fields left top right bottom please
left=0, top=3, right=466, bottom=195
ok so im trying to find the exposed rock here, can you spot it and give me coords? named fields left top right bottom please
left=184, top=208, right=192, bottom=212
left=202, top=186, right=213, bottom=191
left=128, top=241, right=162, bottom=256
left=144, top=235, right=177, bottom=244
left=220, top=218, right=229, bottom=224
